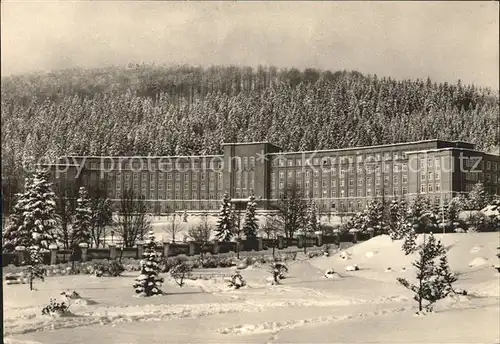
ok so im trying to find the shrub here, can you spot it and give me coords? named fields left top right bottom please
left=94, top=261, right=125, bottom=277
left=42, top=298, right=70, bottom=317
left=170, top=262, right=193, bottom=287
left=228, top=271, right=246, bottom=289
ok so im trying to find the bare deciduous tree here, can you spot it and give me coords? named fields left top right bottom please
left=115, top=189, right=151, bottom=248
left=54, top=181, right=78, bottom=249
left=88, top=183, right=113, bottom=248
left=273, top=186, right=307, bottom=238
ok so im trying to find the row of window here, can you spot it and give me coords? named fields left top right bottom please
left=271, top=174, right=410, bottom=189
left=272, top=164, right=409, bottom=179
left=89, top=160, right=224, bottom=170
left=271, top=151, right=407, bottom=167
left=464, top=172, right=499, bottom=184
left=271, top=186, right=413, bottom=199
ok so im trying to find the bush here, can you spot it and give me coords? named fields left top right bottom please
left=228, top=271, right=246, bottom=289
left=170, top=262, right=193, bottom=287
left=42, top=298, right=70, bottom=316
left=94, top=261, right=125, bottom=277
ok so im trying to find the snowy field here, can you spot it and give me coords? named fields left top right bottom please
left=4, top=232, right=499, bottom=344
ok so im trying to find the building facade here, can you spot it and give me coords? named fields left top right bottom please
left=47, top=139, right=500, bottom=214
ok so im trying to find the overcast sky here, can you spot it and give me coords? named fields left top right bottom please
left=1, top=1, right=498, bottom=89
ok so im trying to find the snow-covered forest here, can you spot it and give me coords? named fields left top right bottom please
left=1, top=65, right=499, bottom=213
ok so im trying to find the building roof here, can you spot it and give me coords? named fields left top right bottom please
left=267, top=139, right=476, bottom=156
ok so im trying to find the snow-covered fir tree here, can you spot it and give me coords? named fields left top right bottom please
left=304, top=198, right=319, bottom=235
left=215, top=193, right=234, bottom=242
left=133, top=230, right=164, bottom=296
left=71, top=187, right=92, bottom=246
left=401, top=195, right=436, bottom=254
left=388, top=199, right=407, bottom=240
left=3, top=178, right=34, bottom=249
left=3, top=170, right=58, bottom=251
left=363, top=199, right=386, bottom=235
left=242, top=195, right=259, bottom=239
left=466, top=182, right=490, bottom=211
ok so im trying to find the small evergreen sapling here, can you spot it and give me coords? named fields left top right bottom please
left=133, top=230, right=164, bottom=296
left=397, top=233, right=457, bottom=313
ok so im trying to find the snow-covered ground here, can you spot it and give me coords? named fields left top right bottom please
left=4, top=232, right=499, bottom=344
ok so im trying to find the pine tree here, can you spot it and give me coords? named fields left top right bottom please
left=3, top=170, right=58, bottom=250
left=215, top=193, right=234, bottom=242
left=397, top=233, right=457, bottom=312
left=3, top=178, right=33, bottom=249
left=242, top=195, right=259, bottom=239
left=133, top=230, right=164, bottom=296
left=305, top=198, right=319, bottom=235
left=466, top=182, right=489, bottom=211
left=3, top=170, right=58, bottom=290
left=71, top=187, right=92, bottom=246
left=388, top=199, right=407, bottom=240
left=363, top=199, right=386, bottom=235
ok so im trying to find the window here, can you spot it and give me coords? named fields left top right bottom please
left=296, top=171, right=301, bottom=178
left=279, top=171, right=285, bottom=179
left=384, top=152, right=391, bottom=161
left=250, top=157, right=255, bottom=168
left=278, top=158, right=285, bottom=167
left=393, top=187, right=398, bottom=195
left=393, top=164, right=400, bottom=172
left=296, top=159, right=302, bottom=166
left=402, top=187, right=408, bottom=195
left=428, top=171, right=433, bottom=180
left=331, top=179, right=336, bottom=187
left=420, top=158, right=425, bottom=169
left=402, top=175, right=408, bottom=184
left=428, top=158, right=432, bottom=167
left=393, top=176, right=398, bottom=184
left=366, top=177, right=372, bottom=185
left=428, top=184, right=433, bottom=193
left=287, top=159, right=293, bottom=167
left=314, top=170, right=319, bottom=177
left=340, top=190, right=345, bottom=198
left=313, top=158, right=319, bottom=165
left=366, top=189, right=372, bottom=197
left=435, top=157, right=441, bottom=169
left=357, top=189, right=363, bottom=197
left=357, top=178, right=363, bottom=186
left=331, top=190, right=337, bottom=197
left=421, top=184, right=426, bottom=193
left=487, top=161, right=491, bottom=170
left=348, top=190, right=354, bottom=197
left=435, top=183, right=440, bottom=192
left=305, top=170, right=311, bottom=179
left=349, top=179, right=354, bottom=186
left=421, top=172, right=426, bottom=181
left=402, top=163, right=408, bottom=172
left=375, top=178, right=380, bottom=186
left=167, top=173, right=172, bottom=180
left=356, top=155, right=363, bottom=163
left=435, top=172, right=440, bottom=180
left=287, top=171, right=293, bottom=179
left=322, top=179, right=327, bottom=187
left=384, top=164, right=390, bottom=173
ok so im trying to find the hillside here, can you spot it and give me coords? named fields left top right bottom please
left=1, top=65, right=499, bottom=213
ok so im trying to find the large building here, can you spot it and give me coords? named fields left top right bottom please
left=46, top=139, right=500, bottom=214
